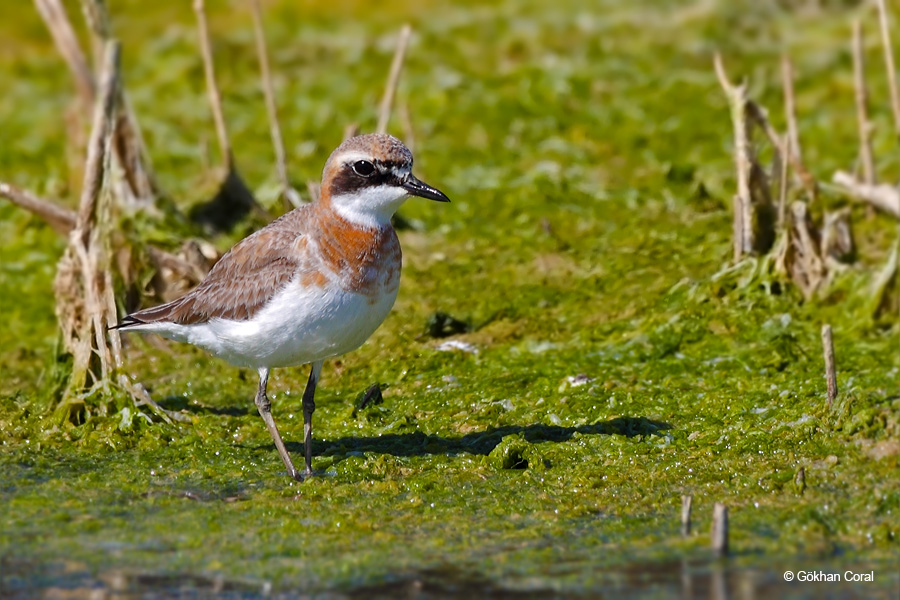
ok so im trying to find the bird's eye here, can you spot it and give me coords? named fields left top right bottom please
left=351, top=160, right=376, bottom=177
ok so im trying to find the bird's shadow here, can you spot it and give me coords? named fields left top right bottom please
left=284, top=416, right=672, bottom=462
left=160, top=394, right=672, bottom=464
left=189, top=165, right=265, bottom=234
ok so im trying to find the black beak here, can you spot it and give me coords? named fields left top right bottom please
left=402, top=174, right=450, bottom=202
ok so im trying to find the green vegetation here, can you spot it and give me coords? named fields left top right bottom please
left=1, top=0, right=898, bottom=596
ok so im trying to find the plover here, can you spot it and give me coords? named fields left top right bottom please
left=115, top=133, right=449, bottom=480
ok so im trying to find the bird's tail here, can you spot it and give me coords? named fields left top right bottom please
left=110, top=297, right=189, bottom=330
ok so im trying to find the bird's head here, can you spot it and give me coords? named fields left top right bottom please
left=321, top=133, right=449, bottom=228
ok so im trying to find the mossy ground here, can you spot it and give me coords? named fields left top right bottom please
left=1, top=0, right=898, bottom=597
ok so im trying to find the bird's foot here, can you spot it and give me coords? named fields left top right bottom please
left=289, top=466, right=316, bottom=482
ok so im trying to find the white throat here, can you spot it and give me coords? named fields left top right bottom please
left=331, top=185, right=409, bottom=229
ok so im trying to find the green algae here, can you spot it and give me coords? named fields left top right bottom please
left=1, top=0, right=899, bottom=596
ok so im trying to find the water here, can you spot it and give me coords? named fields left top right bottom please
left=3, top=557, right=897, bottom=599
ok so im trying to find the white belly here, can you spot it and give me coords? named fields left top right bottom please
left=147, top=279, right=398, bottom=369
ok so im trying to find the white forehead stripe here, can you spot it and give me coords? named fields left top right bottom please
left=331, top=151, right=412, bottom=171
left=334, top=151, right=376, bottom=165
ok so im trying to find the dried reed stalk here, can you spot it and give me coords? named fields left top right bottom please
left=191, top=0, right=264, bottom=232
left=832, top=171, right=900, bottom=219
left=54, top=42, right=186, bottom=423
left=746, top=100, right=817, bottom=203
left=84, top=0, right=162, bottom=205
left=786, top=202, right=827, bottom=299
left=194, top=0, right=232, bottom=169
left=777, top=135, right=791, bottom=230
left=377, top=24, right=412, bottom=134
left=714, top=55, right=778, bottom=258
left=876, top=0, right=900, bottom=137
left=774, top=56, right=820, bottom=201
left=712, top=503, right=728, bottom=557
left=33, top=0, right=94, bottom=105
left=781, top=56, right=802, bottom=165
left=714, top=54, right=755, bottom=260
left=34, top=0, right=159, bottom=203
left=0, top=180, right=211, bottom=291
left=0, top=182, right=76, bottom=235
left=681, top=495, right=692, bottom=537
left=55, top=41, right=121, bottom=416
left=870, top=238, right=899, bottom=318
left=853, top=20, right=875, bottom=185
left=249, top=0, right=302, bottom=208
left=343, top=123, right=361, bottom=141
left=80, top=0, right=112, bottom=67
left=399, top=99, right=415, bottom=154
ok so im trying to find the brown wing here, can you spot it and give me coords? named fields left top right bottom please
left=119, top=209, right=309, bottom=327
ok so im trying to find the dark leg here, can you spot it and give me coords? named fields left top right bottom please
left=301, top=361, right=323, bottom=479
left=254, top=367, right=301, bottom=481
